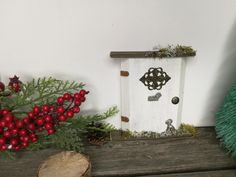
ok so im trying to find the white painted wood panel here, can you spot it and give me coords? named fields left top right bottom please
left=120, top=58, right=186, bottom=132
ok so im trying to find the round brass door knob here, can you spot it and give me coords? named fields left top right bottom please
left=172, top=97, right=180, bottom=104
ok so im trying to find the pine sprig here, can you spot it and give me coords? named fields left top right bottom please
left=70, top=106, right=119, bottom=127
left=29, top=106, right=119, bottom=152
left=50, top=127, right=84, bottom=152
left=7, top=77, right=84, bottom=114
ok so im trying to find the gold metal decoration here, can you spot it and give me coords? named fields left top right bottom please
left=140, top=67, right=171, bottom=90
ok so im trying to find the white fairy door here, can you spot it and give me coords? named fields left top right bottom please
left=111, top=52, right=188, bottom=133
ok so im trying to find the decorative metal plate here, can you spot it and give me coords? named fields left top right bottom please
left=140, top=67, right=171, bottom=90
left=148, top=92, right=162, bottom=101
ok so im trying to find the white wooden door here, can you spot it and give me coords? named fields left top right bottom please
left=121, top=58, right=186, bottom=132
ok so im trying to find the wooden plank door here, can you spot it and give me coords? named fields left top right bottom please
left=120, top=58, right=186, bottom=132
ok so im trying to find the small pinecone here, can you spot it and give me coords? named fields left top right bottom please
left=8, top=75, right=22, bottom=92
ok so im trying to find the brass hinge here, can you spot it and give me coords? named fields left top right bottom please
left=121, top=116, right=129, bottom=122
left=120, top=70, right=129, bottom=77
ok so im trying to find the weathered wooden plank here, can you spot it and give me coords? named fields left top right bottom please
left=110, top=51, right=155, bottom=58
left=86, top=133, right=236, bottom=177
left=139, top=170, right=236, bottom=177
left=0, top=149, right=60, bottom=177
left=110, top=51, right=193, bottom=59
left=0, top=128, right=234, bottom=177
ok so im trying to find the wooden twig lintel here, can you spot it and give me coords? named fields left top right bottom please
left=110, top=51, right=194, bottom=58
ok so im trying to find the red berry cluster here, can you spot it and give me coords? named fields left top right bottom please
left=0, top=89, right=89, bottom=152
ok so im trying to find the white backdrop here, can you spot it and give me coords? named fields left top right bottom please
left=1, top=0, right=236, bottom=128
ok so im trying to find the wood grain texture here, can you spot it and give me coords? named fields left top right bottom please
left=0, top=149, right=61, bottom=177
left=110, top=51, right=192, bottom=59
left=86, top=129, right=236, bottom=177
left=139, top=170, right=236, bottom=177
left=0, top=128, right=235, bottom=177
left=38, top=151, right=91, bottom=177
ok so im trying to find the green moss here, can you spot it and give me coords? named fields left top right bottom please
left=177, top=123, right=197, bottom=136
left=120, top=130, right=133, bottom=139
left=153, top=45, right=196, bottom=58
left=175, top=45, right=196, bottom=57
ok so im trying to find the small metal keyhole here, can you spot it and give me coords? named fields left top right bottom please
left=172, top=97, right=180, bottom=104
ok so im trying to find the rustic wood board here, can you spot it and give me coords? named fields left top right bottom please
left=139, top=170, right=236, bottom=177
left=86, top=130, right=236, bottom=177
left=0, top=128, right=235, bottom=177
left=0, top=149, right=61, bottom=177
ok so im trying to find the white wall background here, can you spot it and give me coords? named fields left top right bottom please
left=1, top=0, right=236, bottom=128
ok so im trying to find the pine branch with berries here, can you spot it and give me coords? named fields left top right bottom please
left=26, top=106, right=118, bottom=152
left=0, top=76, right=118, bottom=158
left=0, top=76, right=97, bottom=158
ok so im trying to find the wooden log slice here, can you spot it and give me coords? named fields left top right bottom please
left=38, top=151, right=91, bottom=177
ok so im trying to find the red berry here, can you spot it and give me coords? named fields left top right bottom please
left=36, top=118, right=44, bottom=126
left=29, top=133, right=37, bottom=139
left=0, top=128, right=3, bottom=133
left=73, top=106, right=80, bottom=113
left=13, top=145, right=21, bottom=151
left=31, top=137, right=38, bottom=142
left=11, top=128, right=18, bottom=136
left=37, top=127, right=44, bottom=132
left=44, top=115, right=53, bottom=123
left=7, top=122, right=15, bottom=129
left=44, top=123, right=53, bottom=130
left=0, top=120, right=6, bottom=127
left=56, top=106, right=65, bottom=114
left=47, top=129, right=55, bottom=135
left=0, top=144, right=7, bottom=151
left=27, top=112, right=35, bottom=118
left=3, top=130, right=12, bottom=138
left=79, top=89, right=89, bottom=96
left=57, top=97, right=64, bottom=104
left=28, top=123, right=36, bottom=131
left=49, top=106, right=55, bottom=112
left=4, top=114, right=13, bottom=123
left=66, top=111, right=74, bottom=118
left=74, top=100, right=81, bottom=106
left=23, top=117, right=31, bottom=124
left=0, top=137, right=6, bottom=145
left=22, top=142, right=29, bottom=148
left=74, top=93, right=81, bottom=100
left=19, top=129, right=27, bottom=136
left=16, top=120, right=24, bottom=128
left=10, top=138, right=19, bottom=146
left=63, top=93, right=72, bottom=101
left=58, top=115, right=66, bottom=121
left=2, top=109, right=10, bottom=115
left=0, top=82, right=5, bottom=92
left=80, top=97, right=86, bottom=102
left=38, top=113, right=44, bottom=117
left=33, top=106, right=40, bottom=114
left=22, top=136, right=30, bottom=143
left=42, top=105, right=50, bottom=112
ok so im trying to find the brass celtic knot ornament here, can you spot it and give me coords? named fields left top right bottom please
left=140, top=67, right=171, bottom=90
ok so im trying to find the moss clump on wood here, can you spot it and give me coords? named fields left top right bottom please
left=151, top=45, right=196, bottom=58
left=175, top=45, right=196, bottom=57
left=118, top=123, right=197, bottom=140
left=177, top=124, right=197, bottom=137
